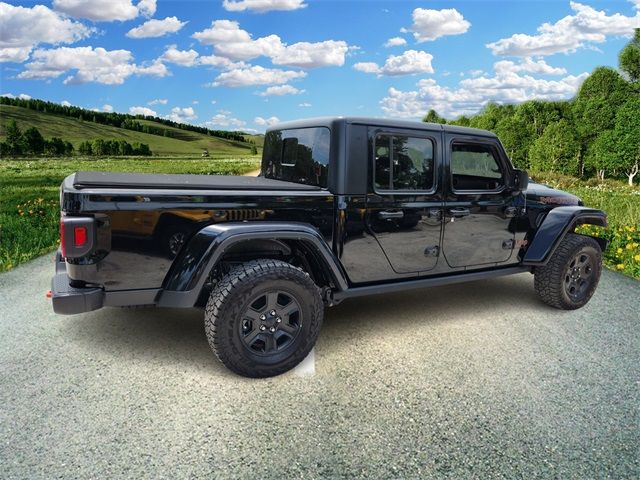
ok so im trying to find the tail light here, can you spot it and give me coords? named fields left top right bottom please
left=59, top=216, right=95, bottom=258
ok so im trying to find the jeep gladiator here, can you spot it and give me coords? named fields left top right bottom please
left=51, top=117, right=607, bottom=377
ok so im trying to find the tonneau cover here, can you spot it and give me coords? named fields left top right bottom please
left=72, top=171, right=321, bottom=191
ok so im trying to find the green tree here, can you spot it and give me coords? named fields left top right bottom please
left=4, top=120, right=24, bottom=155
left=493, top=114, right=535, bottom=169
left=619, top=28, right=640, bottom=83
left=613, top=97, right=640, bottom=185
left=250, top=145, right=258, bottom=155
left=450, top=115, right=471, bottom=127
left=44, top=137, right=66, bottom=156
left=64, top=141, right=74, bottom=156
left=78, top=141, right=92, bottom=156
left=585, top=130, right=617, bottom=180
left=422, top=109, right=447, bottom=124
left=529, top=120, right=580, bottom=175
left=92, top=139, right=106, bottom=156
left=23, top=126, right=45, bottom=155
left=572, top=67, right=630, bottom=141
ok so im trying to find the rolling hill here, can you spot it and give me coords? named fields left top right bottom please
left=0, top=104, right=262, bottom=157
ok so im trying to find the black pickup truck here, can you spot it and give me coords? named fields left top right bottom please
left=51, top=117, right=607, bottom=377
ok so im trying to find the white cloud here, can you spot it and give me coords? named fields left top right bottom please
left=61, top=100, right=72, bottom=106
left=380, top=65, right=589, bottom=119
left=494, top=57, right=567, bottom=75
left=102, top=104, right=113, bottom=112
left=212, top=64, right=306, bottom=87
left=222, top=0, right=306, bottom=13
left=53, top=0, right=155, bottom=22
left=166, top=106, right=197, bottom=123
left=258, top=84, right=304, bottom=96
left=192, top=20, right=349, bottom=68
left=487, top=2, right=640, bottom=57
left=129, top=106, right=156, bottom=116
left=1, top=92, right=31, bottom=100
left=255, top=116, right=280, bottom=126
left=384, top=37, right=407, bottom=48
left=271, top=40, right=349, bottom=68
left=354, top=50, right=434, bottom=76
left=0, top=2, right=92, bottom=63
left=405, top=8, right=471, bottom=42
left=199, top=54, right=244, bottom=69
left=148, top=98, right=167, bottom=106
left=298, top=102, right=312, bottom=107
left=18, top=46, right=169, bottom=85
left=353, top=62, right=381, bottom=74
left=127, top=16, right=186, bottom=39
left=135, top=59, right=169, bottom=77
left=206, top=111, right=246, bottom=128
left=137, top=0, right=156, bottom=17
left=160, top=45, right=199, bottom=66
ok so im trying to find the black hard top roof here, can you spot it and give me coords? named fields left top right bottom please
left=267, top=116, right=497, bottom=138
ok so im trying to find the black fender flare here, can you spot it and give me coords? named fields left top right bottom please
left=522, top=206, right=608, bottom=266
left=157, top=222, right=349, bottom=308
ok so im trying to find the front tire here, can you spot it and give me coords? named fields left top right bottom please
left=204, top=259, right=324, bottom=378
left=534, top=233, right=602, bottom=310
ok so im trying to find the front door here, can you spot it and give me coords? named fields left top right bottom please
left=366, top=129, right=443, bottom=274
left=442, top=135, right=516, bottom=268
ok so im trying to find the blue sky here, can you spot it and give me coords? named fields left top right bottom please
left=1, top=0, right=639, bottom=132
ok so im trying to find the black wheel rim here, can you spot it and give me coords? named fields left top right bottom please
left=564, top=250, right=595, bottom=302
left=239, top=290, right=303, bottom=356
left=168, top=232, right=186, bottom=255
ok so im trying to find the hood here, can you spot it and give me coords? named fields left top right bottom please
left=525, top=181, right=581, bottom=207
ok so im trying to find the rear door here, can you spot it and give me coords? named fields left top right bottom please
left=366, top=128, right=443, bottom=274
left=442, top=134, right=516, bottom=268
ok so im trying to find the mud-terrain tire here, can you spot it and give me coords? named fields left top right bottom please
left=534, top=233, right=602, bottom=310
left=204, top=259, right=324, bottom=378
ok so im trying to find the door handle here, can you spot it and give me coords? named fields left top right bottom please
left=449, top=208, right=470, bottom=218
left=378, top=210, right=404, bottom=220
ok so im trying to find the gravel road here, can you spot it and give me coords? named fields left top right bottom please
left=1, top=254, right=638, bottom=479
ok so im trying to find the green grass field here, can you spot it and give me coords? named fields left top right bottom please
left=0, top=105, right=260, bottom=156
left=0, top=157, right=260, bottom=272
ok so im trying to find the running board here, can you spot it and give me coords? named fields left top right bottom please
left=331, top=266, right=530, bottom=304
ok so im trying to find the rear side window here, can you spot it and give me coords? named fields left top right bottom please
left=451, top=142, right=504, bottom=191
left=374, top=134, right=435, bottom=191
left=262, top=127, right=330, bottom=188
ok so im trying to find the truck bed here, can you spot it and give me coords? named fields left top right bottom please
left=71, top=171, right=321, bottom=191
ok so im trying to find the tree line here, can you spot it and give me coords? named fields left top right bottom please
left=424, top=29, right=640, bottom=185
left=0, top=121, right=152, bottom=157
left=0, top=96, right=249, bottom=143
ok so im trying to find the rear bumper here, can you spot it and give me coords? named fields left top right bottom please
left=51, top=252, right=104, bottom=315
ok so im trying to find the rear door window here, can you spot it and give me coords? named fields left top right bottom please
left=374, top=134, right=435, bottom=192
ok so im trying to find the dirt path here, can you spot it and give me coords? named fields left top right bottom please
left=244, top=169, right=261, bottom=177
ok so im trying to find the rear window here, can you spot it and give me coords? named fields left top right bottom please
left=262, top=127, right=330, bottom=188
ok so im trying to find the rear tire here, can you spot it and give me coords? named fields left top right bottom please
left=204, top=259, right=323, bottom=378
left=534, top=233, right=602, bottom=310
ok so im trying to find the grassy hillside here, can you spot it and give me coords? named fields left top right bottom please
left=0, top=105, right=258, bottom=156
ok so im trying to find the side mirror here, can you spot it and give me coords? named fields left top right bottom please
left=511, top=169, right=528, bottom=192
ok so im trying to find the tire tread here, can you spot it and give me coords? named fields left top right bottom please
left=204, top=259, right=323, bottom=377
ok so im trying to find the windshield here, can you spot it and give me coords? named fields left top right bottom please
left=262, top=127, right=330, bottom=188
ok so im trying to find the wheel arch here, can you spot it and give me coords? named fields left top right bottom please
left=523, top=206, right=608, bottom=266
left=157, top=222, right=348, bottom=308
